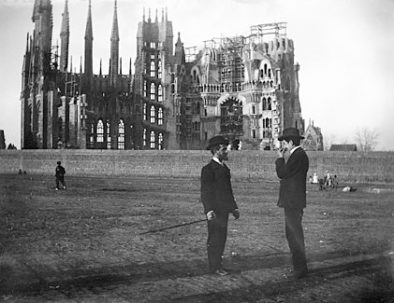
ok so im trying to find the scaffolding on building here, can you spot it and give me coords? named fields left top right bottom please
left=210, top=36, right=245, bottom=93
left=248, top=22, right=287, bottom=44
left=198, top=22, right=287, bottom=94
left=185, top=46, right=198, bottom=63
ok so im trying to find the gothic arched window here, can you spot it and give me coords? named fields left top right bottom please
left=150, top=106, right=156, bottom=124
left=262, top=98, right=267, bottom=110
left=158, top=59, right=162, bottom=79
left=118, top=119, right=125, bottom=150
left=158, top=133, right=164, bottom=150
left=90, top=123, right=95, bottom=146
left=97, top=120, right=104, bottom=143
left=220, top=97, right=243, bottom=134
left=150, top=60, right=155, bottom=77
left=106, top=121, right=111, bottom=149
left=150, top=131, right=155, bottom=149
left=158, top=85, right=163, bottom=102
left=158, top=107, right=163, bottom=125
left=150, top=83, right=155, bottom=101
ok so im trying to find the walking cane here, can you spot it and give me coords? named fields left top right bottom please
left=139, top=218, right=208, bottom=235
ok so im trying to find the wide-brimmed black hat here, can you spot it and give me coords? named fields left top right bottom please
left=206, top=135, right=229, bottom=150
left=278, top=127, right=304, bottom=141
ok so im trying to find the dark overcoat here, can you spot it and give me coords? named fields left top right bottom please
left=200, top=160, right=238, bottom=214
left=275, top=147, right=309, bottom=209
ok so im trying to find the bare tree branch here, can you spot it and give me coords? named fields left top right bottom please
left=355, top=128, right=379, bottom=152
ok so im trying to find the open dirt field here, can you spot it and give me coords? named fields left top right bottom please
left=0, top=174, right=393, bottom=302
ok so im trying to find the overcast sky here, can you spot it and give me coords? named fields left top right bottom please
left=1, top=0, right=394, bottom=150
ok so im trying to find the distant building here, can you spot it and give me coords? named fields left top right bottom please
left=329, top=144, right=357, bottom=151
left=21, top=1, right=304, bottom=150
left=0, top=130, right=5, bottom=149
left=303, top=120, right=323, bottom=151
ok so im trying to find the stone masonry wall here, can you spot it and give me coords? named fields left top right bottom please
left=0, top=150, right=393, bottom=182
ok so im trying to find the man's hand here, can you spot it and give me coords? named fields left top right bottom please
left=207, top=210, right=216, bottom=221
left=276, top=148, right=285, bottom=158
left=232, top=209, right=240, bottom=220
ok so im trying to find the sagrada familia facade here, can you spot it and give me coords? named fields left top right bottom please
left=21, top=0, right=304, bottom=150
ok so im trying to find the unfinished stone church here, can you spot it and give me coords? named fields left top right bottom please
left=21, top=0, right=304, bottom=150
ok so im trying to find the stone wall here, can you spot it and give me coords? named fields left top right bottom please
left=0, top=150, right=393, bottom=182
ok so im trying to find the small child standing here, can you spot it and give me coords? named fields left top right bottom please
left=55, top=161, right=66, bottom=190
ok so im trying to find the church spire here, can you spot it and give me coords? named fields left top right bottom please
left=109, top=0, right=119, bottom=86
left=174, top=32, right=185, bottom=65
left=60, top=0, right=69, bottom=72
left=84, top=0, right=93, bottom=82
left=32, top=0, right=41, bottom=22
left=26, top=32, right=29, bottom=53
left=111, top=0, right=119, bottom=41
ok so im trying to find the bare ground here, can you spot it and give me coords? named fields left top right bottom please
left=0, top=174, right=393, bottom=302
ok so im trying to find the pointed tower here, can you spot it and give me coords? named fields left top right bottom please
left=84, top=0, right=93, bottom=81
left=28, top=0, right=53, bottom=148
left=60, top=0, right=69, bottom=72
left=21, top=32, right=32, bottom=149
left=174, top=32, right=185, bottom=65
left=109, top=0, right=120, bottom=87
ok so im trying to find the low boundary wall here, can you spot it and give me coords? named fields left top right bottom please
left=0, top=150, right=393, bottom=182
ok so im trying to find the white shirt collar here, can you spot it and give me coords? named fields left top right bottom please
left=290, top=145, right=302, bottom=155
left=212, top=156, right=224, bottom=165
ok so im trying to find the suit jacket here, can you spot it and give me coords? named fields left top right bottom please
left=200, top=160, right=238, bottom=214
left=275, top=147, right=309, bottom=209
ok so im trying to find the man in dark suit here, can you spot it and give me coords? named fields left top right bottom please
left=275, top=128, right=309, bottom=279
left=201, top=135, right=240, bottom=276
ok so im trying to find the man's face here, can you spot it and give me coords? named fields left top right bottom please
left=281, top=139, right=294, bottom=151
left=216, top=144, right=230, bottom=161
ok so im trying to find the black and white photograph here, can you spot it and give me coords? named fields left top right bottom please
left=0, top=0, right=393, bottom=301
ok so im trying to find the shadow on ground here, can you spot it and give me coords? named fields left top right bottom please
left=1, top=248, right=392, bottom=301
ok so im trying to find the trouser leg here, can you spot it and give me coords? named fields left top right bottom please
left=56, top=178, right=60, bottom=189
left=207, top=212, right=228, bottom=272
left=60, top=177, right=66, bottom=188
left=284, top=208, right=307, bottom=273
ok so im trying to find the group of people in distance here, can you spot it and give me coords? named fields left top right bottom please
left=311, top=171, right=339, bottom=191
left=201, top=127, right=309, bottom=279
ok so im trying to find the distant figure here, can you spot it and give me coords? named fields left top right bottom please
left=332, top=175, right=339, bottom=190
left=324, top=171, right=332, bottom=188
left=312, top=173, right=319, bottom=184
left=318, top=178, right=325, bottom=191
left=55, top=161, right=66, bottom=190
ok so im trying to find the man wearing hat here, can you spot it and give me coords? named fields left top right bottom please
left=201, top=135, right=240, bottom=276
left=275, top=127, right=309, bottom=279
